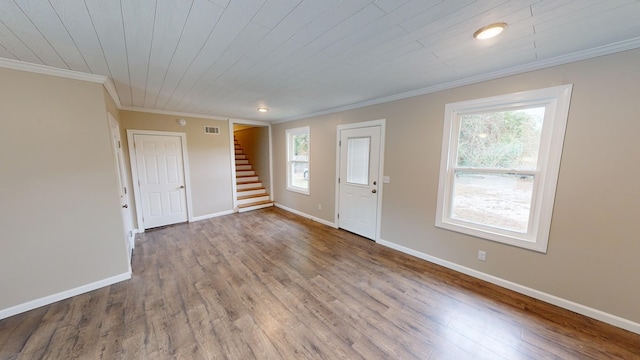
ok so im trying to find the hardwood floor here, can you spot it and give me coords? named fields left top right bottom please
left=1, top=207, right=639, bottom=359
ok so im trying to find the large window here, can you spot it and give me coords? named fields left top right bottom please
left=436, top=85, right=572, bottom=252
left=286, top=126, right=310, bottom=194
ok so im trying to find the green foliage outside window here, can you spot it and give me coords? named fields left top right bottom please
left=457, top=108, right=543, bottom=170
left=293, top=133, right=309, bottom=160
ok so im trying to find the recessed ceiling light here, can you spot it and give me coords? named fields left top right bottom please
left=258, top=107, right=268, bottom=113
left=473, top=22, right=507, bottom=40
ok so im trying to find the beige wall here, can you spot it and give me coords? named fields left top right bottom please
left=0, top=68, right=130, bottom=311
left=273, top=116, right=337, bottom=217
left=273, top=49, right=640, bottom=324
left=234, top=126, right=271, bottom=193
left=119, top=111, right=233, bottom=222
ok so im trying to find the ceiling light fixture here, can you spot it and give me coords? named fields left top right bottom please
left=258, top=107, right=268, bottom=113
left=473, top=22, right=507, bottom=40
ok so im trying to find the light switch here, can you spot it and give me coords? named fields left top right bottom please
left=383, top=176, right=390, bottom=183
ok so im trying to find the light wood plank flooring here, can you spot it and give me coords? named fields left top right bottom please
left=1, top=207, right=639, bottom=359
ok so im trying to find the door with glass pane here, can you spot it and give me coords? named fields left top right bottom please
left=338, top=126, right=381, bottom=240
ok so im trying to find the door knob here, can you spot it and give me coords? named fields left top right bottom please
left=371, top=189, right=377, bottom=193
left=122, top=204, right=128, bottom=208
left=179, top=185, right=185, bottom=189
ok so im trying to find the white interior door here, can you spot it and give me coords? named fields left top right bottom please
left=338, top=126, right=381, bottom=240
left=133, top=134, right=188, bottom=229
left=108, top=114, right=134, bottom=266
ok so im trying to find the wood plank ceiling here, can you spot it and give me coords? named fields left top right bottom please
left=0, top=0, right=639, bottom=121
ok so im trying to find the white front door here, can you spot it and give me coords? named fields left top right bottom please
left=108, top=114, right=134, bottom=266
left=338, top=125, right=381, bottom=240
left=133, top=134, right=188, bottom=229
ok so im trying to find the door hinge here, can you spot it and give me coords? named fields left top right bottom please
left=339, top=140, right=341, bottom=146
left=118, top=140, right=121, bottom=148
left=124, top=186, right=127, bottom=195
left=338, top=177, right=340, bottom=183
left=337, top=213, right=339, bottom=219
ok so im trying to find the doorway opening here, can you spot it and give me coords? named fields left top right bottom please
left=107, top=113, right=134, bottom=269
left=229, top=119, right=273, bottom=212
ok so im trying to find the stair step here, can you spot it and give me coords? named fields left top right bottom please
left=238, top=200, right=274, bottom=212
left=237, top=182, right=262, bottom=190
left=237, top=187, right=266, bottom=197
left=237, top=193, right=269, bottom=201
left=237, top=176, right=259, bottom=183
left=238, top=194, right=270, bottom=205
left=234, top=137, right=269, bottom=212
left=236, top=170, right=255, bottom=177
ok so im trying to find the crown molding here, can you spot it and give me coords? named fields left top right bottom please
left=0, top=57, right=239, bottom=121
left=120, top=105, right=229, bottom=121
left=281, top=36, right=640, bottom=123
left=2, top=35, right=639, bottom=124
left=0, top=57, right=107, bottom=83
left=103, top=78, right=121, bottom=108
left=0, top=57, right=124, bottom=108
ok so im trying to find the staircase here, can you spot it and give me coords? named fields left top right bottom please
left=235, top=137, right=273, bottom=212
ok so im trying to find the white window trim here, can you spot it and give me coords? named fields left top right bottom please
left=435, top=84, right=573, bottom=253
left=286, top=126, right=310, bottom=195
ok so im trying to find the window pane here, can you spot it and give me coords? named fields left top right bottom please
left=346, top=137, right=370, bottom=185
left=451, top=172, right=534, bottom=233
left=286, top=127, right=310, bottom=194
left=292, top=133, right=309, bottom=161
left=457, top=108, right=544, bottom=170
left=291, top=161, right=308, bottom=189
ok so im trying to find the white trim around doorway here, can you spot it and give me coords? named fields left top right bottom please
left=228, top=118, right=273, bottom=211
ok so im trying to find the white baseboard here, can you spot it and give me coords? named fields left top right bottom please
left=274, top=203, right=338, bottom=229
left=191, top=209, right=235, bottom=222
left=135, top=210, right=235, bottom=233
left=0, top=272, right=131, bottom=320
left=377, top=238, right=640, bottom=335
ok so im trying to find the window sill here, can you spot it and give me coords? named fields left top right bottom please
left=286, top=187, right=310, bottom=196
left=435, top=219, right=548, bottom=253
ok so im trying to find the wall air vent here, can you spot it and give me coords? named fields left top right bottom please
left=204, top=126, right=220, bottom=135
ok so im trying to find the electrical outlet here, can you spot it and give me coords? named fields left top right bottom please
left=318, top=204, right=322, bottom=210
left=477, top=250, right=487, bottom=261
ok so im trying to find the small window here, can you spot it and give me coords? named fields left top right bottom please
left=346, top=137, right=370, bottom=185
left=436, top=85, right=573, bottom=252
left=286, top=126, right=310, bottom=194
